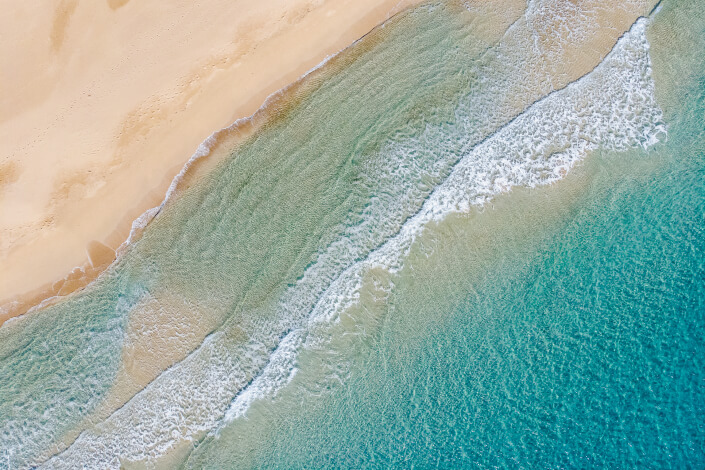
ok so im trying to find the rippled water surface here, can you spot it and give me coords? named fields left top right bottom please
left=0, top=0, right=703, bottom=468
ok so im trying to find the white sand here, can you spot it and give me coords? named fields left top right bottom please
left=0, top=0, right=421, bottom=322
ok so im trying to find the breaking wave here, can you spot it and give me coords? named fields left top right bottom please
left=41, top=17, right=665, bottom=470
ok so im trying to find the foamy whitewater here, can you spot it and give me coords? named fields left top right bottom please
left=37, top=16, right=665, bottom=469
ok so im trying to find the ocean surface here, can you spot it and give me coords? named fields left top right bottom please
left=1, top=0, right=703, bottom=468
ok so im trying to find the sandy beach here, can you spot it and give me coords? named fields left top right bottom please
left=19, top=0, right=656, bottom=440
left=3, top=0, right=692, bottom=466
left=0, top=0, right=422, bottom=324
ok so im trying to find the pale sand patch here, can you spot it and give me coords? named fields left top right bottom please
left=38, top=289, right=225, bottom=462
left=0, top=0, right=422, bottom=324
left=33, top=3, right=538, bottom=460
left=40, top=0, right=657, bottom=455
left=15, top=0, right=661, bottom=464
left=0, top=0, right=656, bottom=325
left=528, top=0, right=657, bottom=86
left=476, top=0, right=657, bottom=122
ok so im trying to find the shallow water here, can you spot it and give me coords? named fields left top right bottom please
left=0, top=0, right=702, bottom=468
left=179, top=1, right=705, bottom=465
left=190, top=101, right=704, bottom=468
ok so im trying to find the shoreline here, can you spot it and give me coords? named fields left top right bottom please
left=0, top=0, right=423, bottom=327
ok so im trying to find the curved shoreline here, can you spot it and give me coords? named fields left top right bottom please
left=0, top=0, right=423, bottom=327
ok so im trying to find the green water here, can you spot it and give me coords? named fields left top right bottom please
left=181, top=1, right=705, bottom=466
left=0, top=0, right=703, bottom=468
left=181, top=4, right=705, bottom=467
left=187, top=97, right=704, bottom=468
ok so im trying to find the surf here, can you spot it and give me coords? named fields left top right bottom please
left=40, top=12, right=664, bottom=470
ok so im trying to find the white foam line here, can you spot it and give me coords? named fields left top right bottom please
left=222, top=330, right=303, bottom=424
left=1, top=29, right=365, bottom=331
left=114, top=3, right=419, bottom=258
left=303, top=17, right=665, bottom=329
left=118, top=52, right=339, bottom=253
left=227, top=13, right=666, bottom=433
left=40, top=15, right=666, bottom=470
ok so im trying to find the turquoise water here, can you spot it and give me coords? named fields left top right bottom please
left=1, top=0, right=703, bottom=468
left=188, top=106, right=704, bottom=468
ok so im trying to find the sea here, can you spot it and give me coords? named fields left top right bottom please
left=0, top=0, right=703, bottom=468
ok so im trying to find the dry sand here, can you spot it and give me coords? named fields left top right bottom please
left=0, top=0, right=422, bottom=324
left=11, top=0, right=659, bottom=462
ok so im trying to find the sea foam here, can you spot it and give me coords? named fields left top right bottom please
left=40, top=17, right=664, bottom=470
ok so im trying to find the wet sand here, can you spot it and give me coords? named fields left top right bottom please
left=6, top=0, right=663, bottom=466
left=35, top=0, right=659, bottom=458
left=0, top=0, right=422, bottom=324
left=0, top=0, right=656, bottom=327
